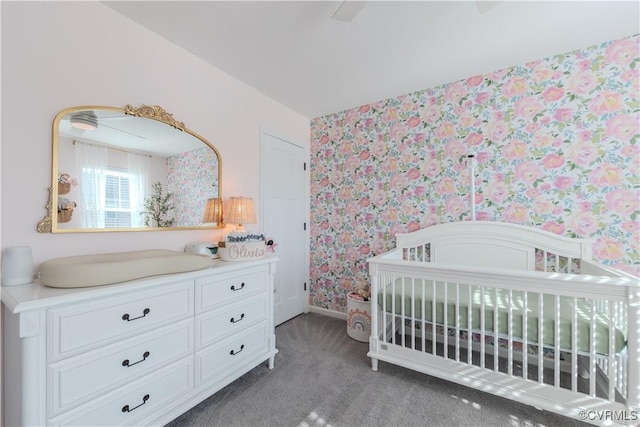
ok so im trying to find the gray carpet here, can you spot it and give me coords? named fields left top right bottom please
left=165, top=313, right=588, bottom=427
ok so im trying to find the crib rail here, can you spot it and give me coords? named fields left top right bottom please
left=368, top=253, right=640, bottom=426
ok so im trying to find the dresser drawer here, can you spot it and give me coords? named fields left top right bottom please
left=196, top=294, right=267, bottom=350
left=48, top=319, right=193, bottom=417
left=48, top=280, right=194, bottom=361
left=195, top=267, right=267, bottom=313
left=48, top=357, right=193, bottom=427
left=195, top=322, right=268, bottom=386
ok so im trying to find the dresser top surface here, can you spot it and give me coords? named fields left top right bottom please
left=1, top=256, right=277, bottom=313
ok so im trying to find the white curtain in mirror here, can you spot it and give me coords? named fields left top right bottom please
left=127, top=152, right=150, bottom=228
left=75, top=141, right=108, bottom=228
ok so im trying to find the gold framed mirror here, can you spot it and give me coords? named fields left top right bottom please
left=37, top=104, right=223, bottom=233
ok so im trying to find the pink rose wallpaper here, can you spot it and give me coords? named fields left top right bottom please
left=309, top=35, right=640, bottom=313
left=167, top=147, right=219, bottom=227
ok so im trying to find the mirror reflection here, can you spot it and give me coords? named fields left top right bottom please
left=41, top=105, right=222, bottom=232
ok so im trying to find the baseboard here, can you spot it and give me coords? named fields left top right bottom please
left=307, top=305, right=347, bottom=320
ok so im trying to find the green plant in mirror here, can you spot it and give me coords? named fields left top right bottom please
left=141, top=182, right=175, bottom=228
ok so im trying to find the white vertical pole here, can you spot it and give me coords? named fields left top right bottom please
left=467, top=154, right=477, bottom=221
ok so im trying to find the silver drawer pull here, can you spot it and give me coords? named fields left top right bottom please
left=230, top=344, right=245, bottom=356
left=122, top=308, right=150, bottom=321
left=122, top=394, right=149, bottom=413
left=122, top=351, right=150, bottom=367
left=230, top=313, right=245, bottom=323
left=230, top=283, right=245, bottom=291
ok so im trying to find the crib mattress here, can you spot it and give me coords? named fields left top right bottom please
left=380, top=279, right=626, bottom=355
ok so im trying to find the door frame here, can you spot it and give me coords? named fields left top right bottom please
left=258, top=126, right=310, bottom=319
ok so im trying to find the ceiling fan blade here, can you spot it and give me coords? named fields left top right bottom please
left=99, top=122, right=146, bottom=139
left=98, top=115, right=135, bottom=120
left=332, top=1, right=367, bottom=22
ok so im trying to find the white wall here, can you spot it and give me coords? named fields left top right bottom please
left=0, top=2, right=310, bottom=268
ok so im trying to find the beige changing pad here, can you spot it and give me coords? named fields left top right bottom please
left=39, top=249, right=212, bottom=288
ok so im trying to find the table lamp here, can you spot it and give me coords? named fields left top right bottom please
left=225, top=197, right=256, bottom=233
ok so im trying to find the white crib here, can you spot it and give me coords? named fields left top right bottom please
left=367, top=221, right=639, bottom=426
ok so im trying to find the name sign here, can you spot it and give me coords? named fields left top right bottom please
left=220, top=242, right=266, bottom=262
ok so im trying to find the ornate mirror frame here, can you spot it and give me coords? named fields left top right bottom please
left=37, top=104, right=223, bottom=233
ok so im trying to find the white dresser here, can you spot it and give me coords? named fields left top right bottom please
left=1, top=257, right=278, bottom=426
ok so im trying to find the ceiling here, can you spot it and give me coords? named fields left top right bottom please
left=104, top=1, right=640, bottom=119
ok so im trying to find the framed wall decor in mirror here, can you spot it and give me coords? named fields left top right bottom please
left=37, top=104, right=223, bottom=233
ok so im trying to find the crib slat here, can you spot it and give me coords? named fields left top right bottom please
left=401, top=278, right=406, bottom=348
left=567, top=257, right=573, bottom=274
left=538, top=293, right=544, bottom=384
left=494, top=288, right=499, bottom=372
left=543, top=250, right=548, bottom=272
left=444, top=282, right=448, bottom=360
left=455, top=283, right=460, bottom=362
left=391, top=278, right=396, bottom=346
left=508, top=289, right=513, bottom=377
left=571, top=297, right=577, bottom=393
left=481, top=286, right=486, bottom=369
left=382, top=277, right=387, bottom=344
left=523, top=291, right=528, bottom=380
left=422, top=279, right=426, bottom=354
left=608, top=300, right=616, bottom=401
left=411, top=278, right=416, bottom=350
left=432, top=280, right=436, bottom=356
left=467, top=285, right=472, bottom=366
left=590, top=299, right=597, bottom=397
left=554, top=294, right=560, bottom=388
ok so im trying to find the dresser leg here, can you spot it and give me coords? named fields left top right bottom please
left=268, top=356, right=275, bottom=369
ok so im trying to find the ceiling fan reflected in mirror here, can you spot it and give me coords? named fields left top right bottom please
left=70, top=111, right=98, bottom=131
left=330, top=0, right=502, bottom=22
left=64, top=111, right=145, bottom=139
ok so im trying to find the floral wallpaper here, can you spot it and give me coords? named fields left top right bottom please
left=309, top=35, right=640, bottom=313
left=167, top=147, right=219, bottom=226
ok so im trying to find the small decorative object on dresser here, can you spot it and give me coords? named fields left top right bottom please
left=219, top=232, right=267, bottom=262
left=1, top=246, right=34, bottom=286
left=1, top=256, right=278, bottom=426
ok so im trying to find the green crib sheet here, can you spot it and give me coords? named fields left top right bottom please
left=380, top=279, right=626, bottom=355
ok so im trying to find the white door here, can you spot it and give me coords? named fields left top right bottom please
left=259, top=131, right=308, bottom=326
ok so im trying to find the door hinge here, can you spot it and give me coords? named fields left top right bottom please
left=303, top=222, right=307, bottom=231
left=304, top=282, right=307, bottom=291
left=304, top=162, right=307, bottom=171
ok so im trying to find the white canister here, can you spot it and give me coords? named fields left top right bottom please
left=2, top=246, right=34, bottom=286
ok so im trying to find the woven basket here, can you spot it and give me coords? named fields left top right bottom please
left=58, top=182, right=71, bottom=195
left=58, top=174, right=71, bottom=195
left=58, top=209, right=73, bottom=223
